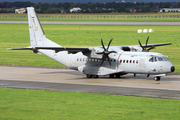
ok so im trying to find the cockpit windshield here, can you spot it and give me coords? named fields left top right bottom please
left=149, top=56, right=168, bottom=62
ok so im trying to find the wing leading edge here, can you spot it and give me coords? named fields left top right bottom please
left=7, top=46, right=91, bottom=53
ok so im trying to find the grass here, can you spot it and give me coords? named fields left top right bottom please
left=0, top=87, right=180, bottom=119
left=1, top=12, right=180, bottom=22
left=0, top=24, right=180, bottom=72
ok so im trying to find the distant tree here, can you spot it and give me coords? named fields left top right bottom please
left=0, top=1, right=177, bottom=13
left=161, top=2, right=171, bottom=8
left=177, top=2, right=180, bottom=8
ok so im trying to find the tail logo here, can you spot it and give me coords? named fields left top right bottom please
left=33, top=19, right=38, bottom=31
left=35, top=26, right=38, bottom=31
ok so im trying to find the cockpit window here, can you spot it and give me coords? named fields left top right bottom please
left=149, top=56, right=167, bottom=62
left=163, top=57, right=168, bottom=61
left=155, top=57, right=158, bottom=62
left=149, top=57, right=153, bottom=62
left=158, top=57, right=164, bottom=61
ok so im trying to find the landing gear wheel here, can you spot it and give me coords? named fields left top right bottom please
left=154, top=76, right=161, bottom=81
left=115, top=73, right=121, bottom=78
left=93, top=75, right=99, bottom=78
left=109, top=74, right=114, bottom=78
left=86, top=74, right=93, bottom=78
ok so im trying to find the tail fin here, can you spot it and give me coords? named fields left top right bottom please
left=27, top=7, right=60, bottom=47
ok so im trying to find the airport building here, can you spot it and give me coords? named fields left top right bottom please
left=160, top=8, right=180, bottom=13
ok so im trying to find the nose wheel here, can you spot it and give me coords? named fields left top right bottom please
left=154, top=76, right=161, bottom=81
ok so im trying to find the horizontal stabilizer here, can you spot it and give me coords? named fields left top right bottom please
left=6, top=47, right=33, bottom=50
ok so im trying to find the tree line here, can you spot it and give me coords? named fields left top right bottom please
left=0, top=1, right=179, bottom=13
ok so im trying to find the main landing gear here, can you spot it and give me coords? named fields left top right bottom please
left=154, top=76, right=161, bottom=81
left=109, top=73, right=121, bottom=78
left=86, top=74, right=99, bottom=78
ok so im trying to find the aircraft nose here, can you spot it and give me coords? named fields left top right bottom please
left=171, top=66, right=175, bottom=72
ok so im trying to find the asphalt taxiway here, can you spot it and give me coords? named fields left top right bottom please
left=0, top=66, right=180, bottom=99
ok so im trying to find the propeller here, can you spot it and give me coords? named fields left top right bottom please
left=138, top=36, right=155, bottom=52
left=96, top=38, right=117, bottom=67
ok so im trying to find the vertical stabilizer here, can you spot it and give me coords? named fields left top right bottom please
left=27, top=7, right=60, bottom=47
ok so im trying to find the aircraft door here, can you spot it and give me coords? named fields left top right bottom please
left=70, top=54, right=77, bottom=69
left=139, top=59, right=146, bottom=72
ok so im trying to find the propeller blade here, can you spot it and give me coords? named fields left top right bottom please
left=106, top=55, right=111, bottom=67
left=99, top=38, right=115, bottom=67
left=101, top=38, right=106, bottom=50
left=138, top=40, right=144, bottom=50
left=100, top=54, right=106, bottom=67
left=146, top=36, right=149, bottom=47
left=107, top=38, right=113, bottom=51
left=148, top=46, right=155, bottom=51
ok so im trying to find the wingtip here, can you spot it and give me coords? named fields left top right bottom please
left=6, top=48, right=12, bottom=50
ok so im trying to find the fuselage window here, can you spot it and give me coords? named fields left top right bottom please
left=136, top=60, right=138, bottom=64
left=114, top=59, right=116, bottom=62
left=86, top=58, right=88, bottom=62
left=120, top=60, right=122, bottom=63
left=130, top=60, right=132, bottom=63
left=92, top=59, right=94, bottom=61
left=89, top=59, right=91, bottom=61
left=80, top=58, right=82, bottom=61
left=123, top=60, right=125, bottom=63
left=83, top=58, right=85, bottom=61
left=133, top=60, right=135, bottom=63
left=95, top=59, right=97, bottom=62
left=77, top=58, right=79, bottom=61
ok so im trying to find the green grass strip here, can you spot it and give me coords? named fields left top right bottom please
left=0, top=87, right=180, bottom=119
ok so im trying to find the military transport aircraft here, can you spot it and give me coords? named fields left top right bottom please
left=8, top=7, right=175, bottom=81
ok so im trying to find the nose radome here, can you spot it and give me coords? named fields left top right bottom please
left=171, top=66, right=175, bottom=72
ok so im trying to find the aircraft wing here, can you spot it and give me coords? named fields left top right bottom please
left=7, top=42, right=172, bottom=54
left=7, top=46, right=92, bottom=53
left=35, top=47, right=91, bottom=53
left=142, top=43, right=172, bottom=48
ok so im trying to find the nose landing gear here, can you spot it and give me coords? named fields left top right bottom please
left=154, top=76, right=161, bottom=81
